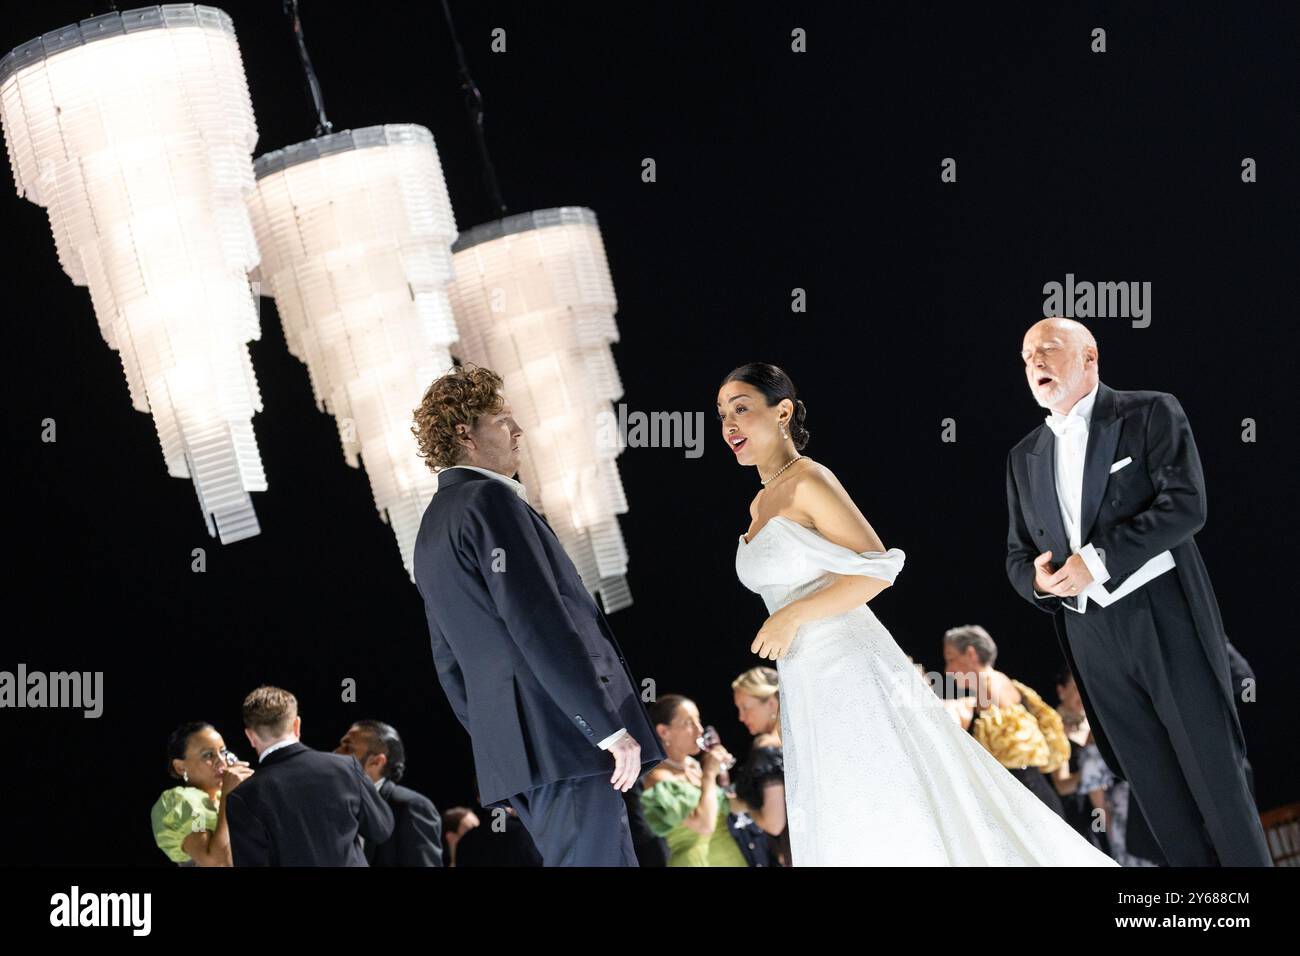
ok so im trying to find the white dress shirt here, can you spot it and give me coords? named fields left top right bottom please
left=439, top=463, right=529, bottom=499
left=1038, top=382, right=1175, bottom=612
left=258, top=736, right=298, bottom=762
left=440, top=465, right=630, bottom=751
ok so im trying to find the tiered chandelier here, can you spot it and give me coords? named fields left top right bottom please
left=248, top=125, right=459, bottom=577
left=0, top=4, right=268, bottom=542
left=0, top=2, right=637, bottom=607
left=450, top=208, right=632, bottom=612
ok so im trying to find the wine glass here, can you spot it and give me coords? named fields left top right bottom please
left=697, top=725, right=736, bottom=769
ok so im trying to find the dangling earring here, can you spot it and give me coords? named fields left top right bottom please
left=781, top=422, right=788, bottom=439
left=183, top=770, right=189, bottom=783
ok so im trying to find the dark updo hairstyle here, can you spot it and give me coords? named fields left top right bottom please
left=647, top=694, right=689, bottom=736
left=166, top=721, right=214, bottom=780
left=720, top=363, right=810, bottom=451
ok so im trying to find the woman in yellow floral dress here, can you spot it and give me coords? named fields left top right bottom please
left=942, top=626, right=1071, bottom=817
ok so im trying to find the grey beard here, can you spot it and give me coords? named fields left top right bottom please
left=1035, top=367, right=1083, bottom=409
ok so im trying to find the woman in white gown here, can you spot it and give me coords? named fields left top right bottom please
left=718, top=363, right=1117, bottom=866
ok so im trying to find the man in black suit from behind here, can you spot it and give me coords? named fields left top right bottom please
left=225, top=686, right=393, bottom=866
left=336, top=719, right=443, bottom=866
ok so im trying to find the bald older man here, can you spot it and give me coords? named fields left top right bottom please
left=1004, top=318, right=1270, bottom=866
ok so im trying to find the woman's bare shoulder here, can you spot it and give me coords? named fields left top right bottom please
left=995, top=672, right=1024, bottom=707
left=791, top=459, right=861, bottom=516
left=787, top=458, right=841, bottom=492
left=642, top=766, right=676, bottom=787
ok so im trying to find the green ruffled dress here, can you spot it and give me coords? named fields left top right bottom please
left=640, top=778, right=747, bottom=867
left=150, top=786, right=220, bottom=864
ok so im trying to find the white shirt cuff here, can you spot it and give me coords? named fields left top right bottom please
left=1078, top=543, right=1111, bottom=586
left=1032, top=588, right=1055, bottom=600
left=597, top=728, right=629, bottom=750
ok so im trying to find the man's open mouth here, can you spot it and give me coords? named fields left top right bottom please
left=1036, top=376, right=1054, bottom=387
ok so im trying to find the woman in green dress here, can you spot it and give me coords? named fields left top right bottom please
left=640, top=695, right=747, bottom=867
left=149, top=721, right=252, bottom=867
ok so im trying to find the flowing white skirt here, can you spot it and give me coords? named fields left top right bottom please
left=776, top=603, right=1118, bottom=866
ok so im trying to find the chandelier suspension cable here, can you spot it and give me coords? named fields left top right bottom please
left=283, top=0, right=333, bottom=137
left=440, top=0, right=507, bottom=218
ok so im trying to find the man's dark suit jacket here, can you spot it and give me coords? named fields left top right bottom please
left=364, top=777, right=444, bottom=866
left=225, top=742, right=394, bottom=866
left=1005, top=383, right=1245, bottom=779
left=413, top=467, right=664, bottom=807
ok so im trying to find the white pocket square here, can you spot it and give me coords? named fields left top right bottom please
left=1109, top=456, right=1133, bottom=474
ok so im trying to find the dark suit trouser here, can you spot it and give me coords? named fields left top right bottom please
left=1063, top=571, right=1271, bottom=866
left=507, top=775, right=639, bottom=866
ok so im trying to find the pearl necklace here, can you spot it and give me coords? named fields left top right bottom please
left=761, top=455, right=802, bottom=486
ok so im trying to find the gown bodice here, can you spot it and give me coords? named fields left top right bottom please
left=736, top=514, right=906, bottom=614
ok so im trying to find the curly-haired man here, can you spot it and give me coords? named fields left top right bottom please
left=410, top=364, right=663, bottom=866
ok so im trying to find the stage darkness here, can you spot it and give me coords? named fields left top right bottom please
left=1, top=2, right=1295, bottom=864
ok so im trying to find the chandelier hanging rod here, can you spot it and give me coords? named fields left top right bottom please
left=283, top=0, right=333, bottom=137
left=440, top=0, right=507, bottom=219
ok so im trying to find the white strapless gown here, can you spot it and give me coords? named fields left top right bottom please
left=736, top=515, right=1118, bottom=866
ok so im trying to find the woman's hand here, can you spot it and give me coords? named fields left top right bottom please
left=699, top=746, right=729, bottom=779
left=219, top=761, right=254, bottom=795
left=752, top=608, right=800, bottom=660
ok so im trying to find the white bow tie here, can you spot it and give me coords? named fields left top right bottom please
left=1044, top=414, right=1088, bottom=438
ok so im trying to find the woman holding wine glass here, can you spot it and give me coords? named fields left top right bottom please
left=639, top=695, right=747, bottom=867
left=149, top=721, right=253, bottom=866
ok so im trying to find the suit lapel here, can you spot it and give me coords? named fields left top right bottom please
left=453, top=466, right=617, bottom=648
left=1080, top=384, right=1123, bottom=544
left=523, top=500, right=556, bottom=538
left=1026, top=427, right=1071, bottom=560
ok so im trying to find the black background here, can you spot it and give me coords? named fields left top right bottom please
left=1, top=1, right=1295, bottom=865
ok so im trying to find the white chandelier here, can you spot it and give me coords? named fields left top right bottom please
left=0, top=4, right=268, bottom=542
left=247, top=125, right=459, bottom=577
left=450, top=207, right=632, bottom=611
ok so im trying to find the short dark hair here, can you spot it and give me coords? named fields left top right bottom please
left=353, top=719, right=406, bottom=782
left=443, top=806, right=476, bottom=834
left=165, top=721, right=214, bottom=780
left=242, top=686, right=298, bottom=738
